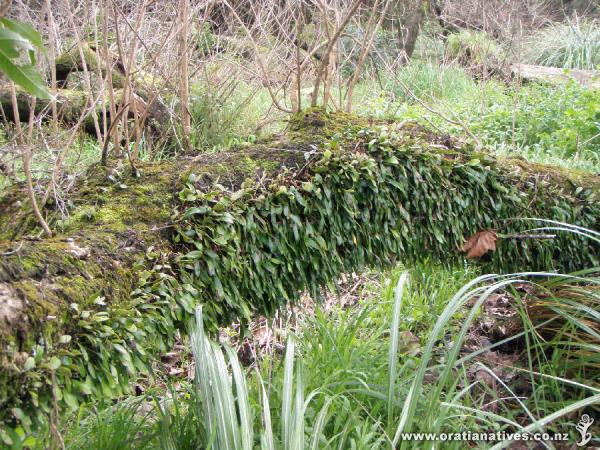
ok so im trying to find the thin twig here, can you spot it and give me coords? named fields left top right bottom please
left=500, top=233, right=557, bottom=240
left=23, top=145, right=52, bottom=237
left=1, top=241, right=23, bottom=256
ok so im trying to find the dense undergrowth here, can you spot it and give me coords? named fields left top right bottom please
left=354, top=66, right=600, bottom=172
left=522, top=18, right=600, bottom=70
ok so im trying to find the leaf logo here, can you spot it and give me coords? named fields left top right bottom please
left=576, top=414, right=594, bottom=447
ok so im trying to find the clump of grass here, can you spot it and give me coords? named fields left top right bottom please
left=522, top=18, right=600, bottom=70
left=188, top=79, right=283, bottom=152
left=42, top=398, right=154, bottom=450
left=352, top=61, right=479, bottom=118
left=394, top=61, right=479, bottom=103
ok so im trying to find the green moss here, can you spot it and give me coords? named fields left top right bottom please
left=55, top=45, right=100, bottom=72
left=501, top=157, right=600, bottom=192
left=288, top=107, right=371, bottom=145
left=71, top=206, right=98, bottom=224
left=55, top=44, right=125, bottom=88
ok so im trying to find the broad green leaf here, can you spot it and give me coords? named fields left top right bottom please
left=23, top=357, right=35, bottom=371
left=0, top=429, right=13, bottom=445
left=63, top=392, right=78, bottom=410
left=0, top=51, right=50, bottom=98
left=0, top=28, right=32, bottom=57
left=48, top=356, right=61, bottom=371
left=0, top=18, right=44, bottom=48
left=184, top=206, right=210, bottom=218
left=11, top=408, right=24, bottom=421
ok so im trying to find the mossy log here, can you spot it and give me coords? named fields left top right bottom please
left=54, top=44, right=126, bottom=89
left=511, top=63, right=600, bottom=89
left=0, top=109, right=598, bottom=433
left=1, top=44, right=169, bottom=134
left=0, top=86, right=167, bottom=134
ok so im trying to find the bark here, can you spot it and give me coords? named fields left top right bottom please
left=0, top=44, right=169, bottom=134
left=54, top=44, right=125, bottom=89
left=431, top=0, right=459, bottom=38
left=393, top=1, right=425, bottom=65
left=178, top=0, right=192, bottom=151
left=1, top=111, right=598, bottom=334
left=0, top=87, right=168, bottom=135
left=0, top=0, right=11, bottom=17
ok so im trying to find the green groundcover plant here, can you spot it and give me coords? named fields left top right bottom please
left=17, top=226, right=599, bottom=448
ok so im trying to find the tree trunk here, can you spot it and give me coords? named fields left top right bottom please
left=0, top=109, right=598, bottom=432
left=0, top=44, right=170, bottom=135
left=430, top=0, right=459, bottom=38
left=511, top=64, right=600, bottom=89
left=178, top=0, right=192, bottom=151
left=394, top=1, right=425, bottom=65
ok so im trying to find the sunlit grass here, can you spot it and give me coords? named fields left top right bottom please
left=521, top=19, right=600, bottom=70
left=350, top=60, right=600, bottom=174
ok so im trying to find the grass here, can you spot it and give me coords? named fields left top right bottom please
left=0, top=132, right=103, bottom=197
left=3, top=55, right=598, bottom=202
left=188, top=78, right=284, bottom=153
left=352, top=61, right=600, bottom=173
left=356, top=61, right=479, bottom=108
left=1, top=16, right=599, bottom=450
left=23, top=237, right=598, bottom=449
left=522, top=18, right=600, bottom=70
left=1, top=30, right=599, bottom=448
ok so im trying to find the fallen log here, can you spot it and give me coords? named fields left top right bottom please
left=0, top=109, right=598, bottom=435
left=511, top=63, right=600, bottom=88
left=0, top=86, right=168, bottom=135
left=54, top=44, right=126, bottom=89
left=0, top=44, right=170, bottom=134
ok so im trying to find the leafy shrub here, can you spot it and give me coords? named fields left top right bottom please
left=445, top=30, right=505, bottom=68
left=194, top=22, right=217, bottom=57
left=159, top=118, right=598, bottom=330
left=0, top=18, right=49, bottom=98
left=522, top=18, right=600, bottom=69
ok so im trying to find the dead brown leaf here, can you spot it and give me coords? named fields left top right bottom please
left=461, top=230, right=498, bottom=259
